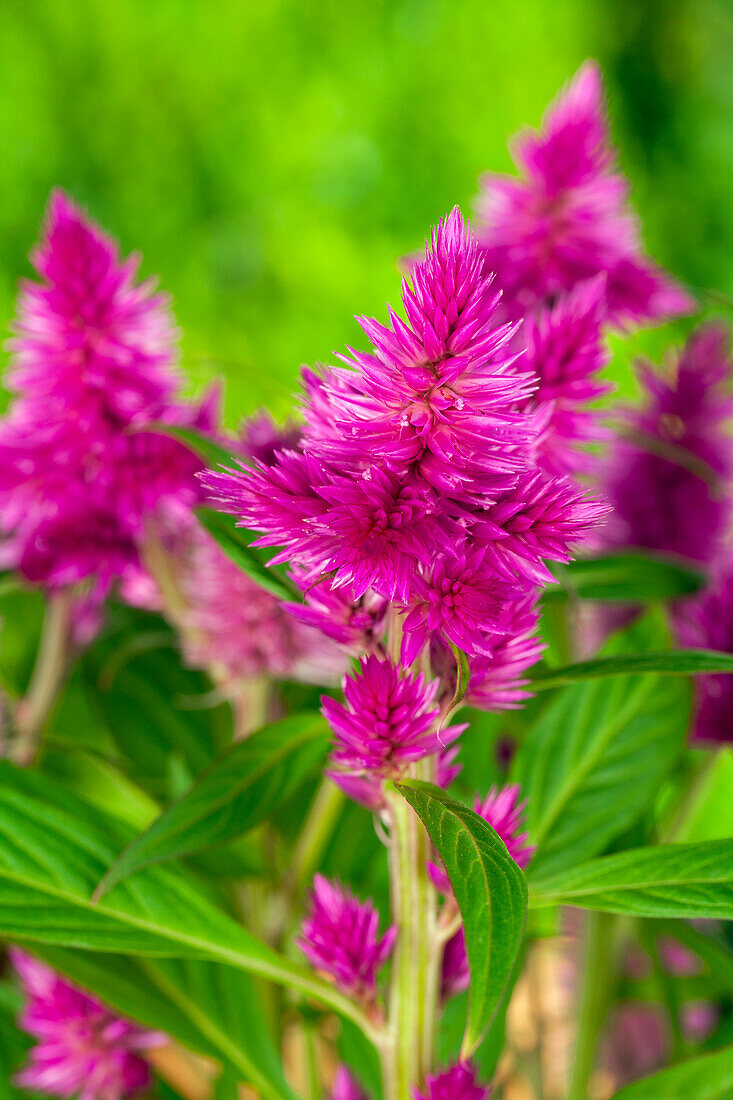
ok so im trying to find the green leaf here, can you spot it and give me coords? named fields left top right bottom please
left=529, top=840, right=733, bottom=918
left=0, top=763, right=377, bottom=1044
left=395, top=781, right=527, bottom=1057
left=546, top=552, right=705, bottom=603
left=530, top=649, right=733, bottom=691
left=195, top=506, right=300, bottom=601
left=515, top=622, right=690, bottom=878
left=610, top=1045, right=733, bottom=1099
left=94, top=712, right=329, bottom=897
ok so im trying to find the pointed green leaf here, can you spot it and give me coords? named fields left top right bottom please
left=395, top=781, right=527, bottom=1057
left=611, top=1045, right=733, bottom=1099
left=515, top=621, right=691, bottom=879
left=530, top=649, right=733, bottom=691
left=0, top=763, right=376, bottom=1045
left=546, top=552, right=705, bottom=603
left=95, top=712, right=329, bottom=897
left=529, top=840, right=733, bottom=918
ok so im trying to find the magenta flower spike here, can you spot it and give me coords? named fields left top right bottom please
left=0, top=190, right=209, bottom=590
left=298, top=875, right=396, bottom=1002
left=11, top=951, right=164, bottom=1100
left=476, top=61, right=694, bottom=326
left=415, top=1062, right=491, bottom=1099
left=323, top=655, right=464, bottom=779
left=204, top=205, right=606, bottom=670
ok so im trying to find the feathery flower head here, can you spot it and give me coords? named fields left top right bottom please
left=476, top=62, right=693, bottom=326
left=474, top=470, right=610, bottom=585
left=415, top=1062, right=490, bottom=1100
left=240, top=410, right=302, bottom=465
left=427, top=596, right=543, bottom=712
left=601, top=323, right=733, bottom=565
left=0, top=190, right=210, bottom=589
left=298, top=875, right=396, bottom=1001
left=204, top=205, right=606, bottom=665
left=324, top=655, right=464, bottom=778
left=323, top=655, right=463, bottom=778
left=466, top=614, right=544, bottom=712
left=11, top=950, right=163, bottom=1100
left=330, top=207, right=535, bottom=491
left=330, top=1067, right=370, bottom=1100
left=474, top=784, right=535, bottom=868
left=8, top=190, right=178, bottom=423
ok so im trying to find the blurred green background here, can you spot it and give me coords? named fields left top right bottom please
left=0, top=0, right=731, bottom=421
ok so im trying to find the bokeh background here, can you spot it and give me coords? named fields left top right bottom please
left=0, top=0, right=731, bottom=421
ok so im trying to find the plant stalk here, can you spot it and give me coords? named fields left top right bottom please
left=384, top=765, right=440, bottom=1100
left=12, top=588, right=73, bottom=766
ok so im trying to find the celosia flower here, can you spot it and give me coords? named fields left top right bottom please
left=415, top=1062, right=490, bottom=1100
left=204, top=206, right=605, bottom=672
left=430, top=783, right=534, bottom=895
left=675, top=564, right=733, bottom=744
left=330, top=1066, right=370, bottom=1100
left=323, top=656, right=464, bottom=777
left=0, top=190, right=209, bottom=590
left=476, top=62, right=693, bottom=326
left=298, top=875, right=396, bottom=1001
left=602, top=1004, right=669, bottom=1087
left=681, top=1001, right=718, bottom=1042
left=325, top=208, right=536, bottom=491
left=601, top=324, right=733, bottom=566
left=11, top=950, right=163, bottom=1100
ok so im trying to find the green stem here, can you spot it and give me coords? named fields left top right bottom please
left=12, top=589, right=73, bottom=766
left=384, top=770, right=439, bottom=1100
left=567, top=911, right=615, bottom=1100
